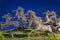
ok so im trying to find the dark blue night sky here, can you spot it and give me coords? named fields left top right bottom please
left=0, top=0, right=60, bottom=22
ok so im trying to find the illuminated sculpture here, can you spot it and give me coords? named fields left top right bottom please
left=1, top=7, right=60, bottom=38
left=13, top=7, right=27, bottom=27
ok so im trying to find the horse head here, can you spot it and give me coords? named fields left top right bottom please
left=2, top=13, right=12, bottom=21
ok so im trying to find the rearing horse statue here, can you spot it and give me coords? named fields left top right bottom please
left=13, top=7, right=27, bottom=27
left=43, top=10, right=54, bottom=24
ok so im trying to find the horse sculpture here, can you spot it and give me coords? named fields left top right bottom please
left=13, top=7, right=28, bottom=27
left=27, top=10, right=55, bottom=38
left=43, top=10, right=54, bottom=25
left=2, top=13, right=19, bottom=29
left=43, top=11, right=58, bottom=32
left=1, top=13, right=12, bottom=28
left=2, top=13, right=20, bottom=38
left=26, top=10, right=43, bottom=27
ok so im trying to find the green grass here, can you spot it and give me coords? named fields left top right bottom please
left=0, top=32, right=60, bottom=40
left=1, top=37, right=60, bottom=40
left=0, top=27, right=60, bottom=40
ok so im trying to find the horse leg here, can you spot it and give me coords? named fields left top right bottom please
left=28, top=29, right=37, bottom=37
left=11, top=34, right=14, bottom=38
left=28, top=19, right=33, bottom=27
left=22, top=21, right=26, bottom=28
left=48, top=27, right=57, bottom=40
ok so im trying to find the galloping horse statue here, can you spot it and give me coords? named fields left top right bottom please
left=26, top=10, right=43, bottom=27
left=1, top=13, right=12, bottom=28
left=2, top=13, right=19, bottom=29
left=27, top=10, right=55, bottom=38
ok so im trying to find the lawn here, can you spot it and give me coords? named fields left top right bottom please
left=0, top=27, right=60, bottom=40
left=0, top=36, right=60, bottom=40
